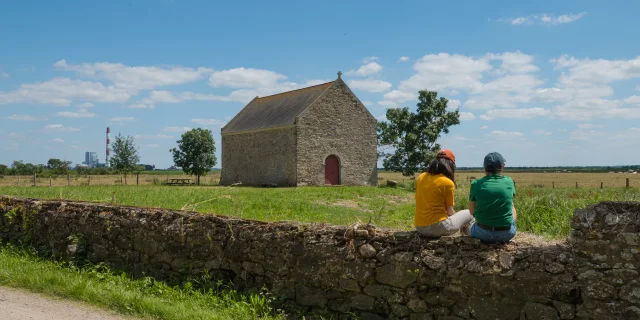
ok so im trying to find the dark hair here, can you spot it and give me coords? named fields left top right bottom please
left=426, top=157, right=456, bottom=182
left=485, top=164, right=502, bottom=175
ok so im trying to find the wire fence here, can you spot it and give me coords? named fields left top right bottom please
left=0, top=174, right=222, bottom=187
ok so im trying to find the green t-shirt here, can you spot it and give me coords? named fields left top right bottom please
left=469, top=174, right=516, bottom=227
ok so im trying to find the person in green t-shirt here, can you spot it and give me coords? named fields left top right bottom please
left=468, top=152, right=517, bottom=243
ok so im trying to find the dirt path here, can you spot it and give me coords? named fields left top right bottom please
left=0, top=286, right=132, bottom=320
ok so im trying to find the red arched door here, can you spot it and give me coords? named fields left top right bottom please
left=324, top=155, right=340, bottom=185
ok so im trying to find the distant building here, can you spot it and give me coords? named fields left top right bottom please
left=220, top=72, right=378, bottom=187
left=83, top=152, right=99, bottom=168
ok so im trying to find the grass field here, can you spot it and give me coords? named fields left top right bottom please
left=1, top=184, right=639, bottom=238
left=0, top=244, right=284, bottom=320
left=1, top=171, right=637, bottom=188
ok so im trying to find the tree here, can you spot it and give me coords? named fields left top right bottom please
left=170, top=128, right=217, bottom=185
left=47, top=158, right=72, bottom=175
left=109, top=133, right=140, bottom=183
left=0, top=164, right=8, bottom=176
left=377, top=90, right=461, bottom=176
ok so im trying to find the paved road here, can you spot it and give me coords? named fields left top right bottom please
left=0, top=287, right=131, bottom=320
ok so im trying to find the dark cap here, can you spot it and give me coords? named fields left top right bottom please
left=484, top=152, right=506, bottom=170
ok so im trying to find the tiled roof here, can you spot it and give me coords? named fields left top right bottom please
left=222, top=81, right=335, bottom=133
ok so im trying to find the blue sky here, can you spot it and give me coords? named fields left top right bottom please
left=2, top=0, right=640, bottom=168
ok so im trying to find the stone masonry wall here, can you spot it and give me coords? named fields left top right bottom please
left=296, top=80, right=378, bottom=186
left=0, top=196, right=639, bottom=320
left=220, top=126, right=297, bottom=186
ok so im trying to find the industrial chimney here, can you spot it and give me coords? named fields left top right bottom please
left=106, top=127, right=111, bottom=168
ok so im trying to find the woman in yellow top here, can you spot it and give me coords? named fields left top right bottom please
left=414, top=149, right=474, bottom=237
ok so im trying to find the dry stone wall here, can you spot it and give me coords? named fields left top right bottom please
left=0, top=196, right=639, bottom=320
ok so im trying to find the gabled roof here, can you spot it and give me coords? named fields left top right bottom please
left=221, top=81, right=335, bottom=134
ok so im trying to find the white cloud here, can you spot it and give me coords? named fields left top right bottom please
left=69, top=145, right=78, bottom=149
left=485, top=51, right=540, bottom=74
left=51, top=138, right=64, bottom=143
left=108, top=117, right=136, bottom=124
left=398, top=56, right=409, bottom=62
left=625, top=95, right=640, bottom=105
left=383, top=90, right=416, bottom=104
left=57, top=108, right=96, bottom=118
left=42, top=124, right=80, bottom=133
left=551, top=98, right=640, bottom=120
left=552, top=55, right=640, bottom=87
left=346, top=62, right=383, bottom=76
left=577, top=124, right=604, bottom=129
left=363, top=56, right=379, bottom=63
left=399, top=53, right=492, bottom=94
left=570, top=128, right=606, bottom=140
left=498, top=12, right=587, bottom=25
left=163, top=126, right=191, bottom=132
left=533, top=129, right=552, bottom=136
left=134, top=134, right=173, bottom=140
left=480, top=126, right=489, bottom=130
left=480, top=108, right=550, bottom=120
left=361, top=101, right=374, bottom=107
left=0, top=70, right=8, bottom=78
left=447, top=99, right=461, bottom=111
left=129, top=90, right=233, bottom=108
left=8, top=115, right=46, bottom=121
left=348, top=79, right=392, bottom=92
left=459, top=112, right=476, bottom=121
left=376, top=114, right=388, bottom=121
left=377, top=101, right=400, bottom=108
left=55, top=59, right=212, bottom=91
left=209, top=67, right=286, bottom=88
left=486, top=130, right=525, bottom=139
left=191, top=118, right=227, bottom=126
left=0, top=77, right=131, bottom=106
left=79, top=102, right=94, bottom=108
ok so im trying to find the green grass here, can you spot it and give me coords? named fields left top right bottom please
left=0, top=244, right=284, bottom=320
left=1, top=185, right=639, bottom=238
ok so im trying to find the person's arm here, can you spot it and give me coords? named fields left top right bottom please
left=468, top=181, right=476, bottom=215
left=512, top=203, right=517, bottom=221
left=446, top=205, right=456, bottom=216
left=445, top=182, right=455, bottom=216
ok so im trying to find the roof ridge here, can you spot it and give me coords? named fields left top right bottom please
left=256, top=81, right=334, bottom=99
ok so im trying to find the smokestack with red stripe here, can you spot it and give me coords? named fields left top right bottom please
left=106, top=127, right=111, bottom=168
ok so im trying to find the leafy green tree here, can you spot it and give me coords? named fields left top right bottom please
left=0, top=164, right=8, bottom=176
left=170, top=128, right=217, bottom=185
left=109, top=133, right=140, bottom=183
left=377, top=90, right=461, bottom=176
left=47, top=158, right=72, bottom=174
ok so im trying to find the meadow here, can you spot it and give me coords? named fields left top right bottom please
left=1, top=171, right=637, bottom=189
left=1, top=182, right=639, bottom=238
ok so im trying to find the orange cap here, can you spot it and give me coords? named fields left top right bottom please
left=436, top=149, right=455, bottom=164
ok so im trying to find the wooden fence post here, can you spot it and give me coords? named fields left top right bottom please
left=17, top=176, right=20, bottom=186
left=49, top=176, right=52, bottom=187
left=33, top=173, right=36, bottom=187
left=627, top=178, right=630, bottom=188
left=68, top=174, right=70, bottom=186
left=552, top=181, right=555, bottom=188
left=136, top=174, right=139, bottom=185
left=88, top=175, right=91, bottom=185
